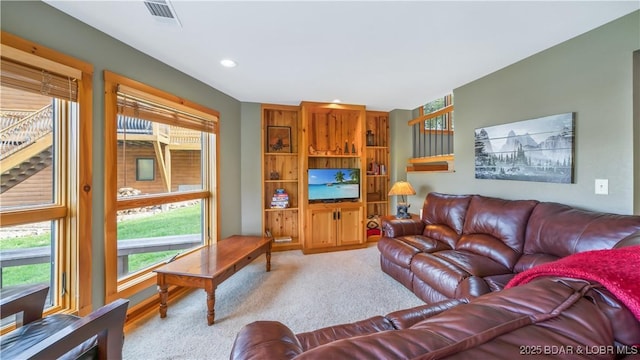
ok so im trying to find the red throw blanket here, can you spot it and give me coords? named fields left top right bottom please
left=506, top=245, right=640, bottom=321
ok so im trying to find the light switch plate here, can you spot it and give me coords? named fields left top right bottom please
left=595, top=179, right=608, bottom=195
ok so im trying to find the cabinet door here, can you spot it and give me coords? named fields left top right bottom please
left=307, top=208, right=337, bottom=249
left=337, top=207, right=363, bottom=246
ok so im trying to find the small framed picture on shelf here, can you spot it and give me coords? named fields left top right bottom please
left=266, top=126, right=292, bottom=153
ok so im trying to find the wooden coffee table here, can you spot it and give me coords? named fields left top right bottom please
left=154, top=235, right=272, bottom=325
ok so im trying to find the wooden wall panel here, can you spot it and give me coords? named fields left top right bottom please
left=118, top=143, right=163, bottom=195
left=117, top=143, right=200, bottom=195
left=171, top=150, right=201, bottom=190
left=264, top=155, right=298, bottom=181
left=2, top=144, right=201, bottom=209
left=308, top=110, right=361, bottom=154
left=0, top=166, right=53, bottom=207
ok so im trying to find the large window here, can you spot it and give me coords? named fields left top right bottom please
left=0, top=31, right=93, bottom=315
left=103, top=71, right=219, bottom=301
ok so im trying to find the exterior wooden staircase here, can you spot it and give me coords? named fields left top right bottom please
left=1, top=104, right=203, bottom=195
left=1, top=105, right=53, bottom=193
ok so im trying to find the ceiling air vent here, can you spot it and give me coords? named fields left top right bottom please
left=143, top=0, right=182, bottom=27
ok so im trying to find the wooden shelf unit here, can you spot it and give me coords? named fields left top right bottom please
left=261, top=104, right=302, bottom=251
left=365, top=111, right=391, bottom=224
left=261, top=103, right=390, bottom=253
left=300, top=102, right=367, bottom=254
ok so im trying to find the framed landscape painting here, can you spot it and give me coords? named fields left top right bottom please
left=474, top=113, right=575, bottom=184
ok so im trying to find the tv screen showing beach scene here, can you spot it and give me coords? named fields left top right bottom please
left=308, top=168, right=360, bottom=201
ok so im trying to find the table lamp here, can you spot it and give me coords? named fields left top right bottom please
left=388, top=181, right=416, bottom=219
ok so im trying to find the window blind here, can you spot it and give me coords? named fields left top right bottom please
left=0, top=58, right=78, bottom=101
left=116, top=85, right=218, bottom=134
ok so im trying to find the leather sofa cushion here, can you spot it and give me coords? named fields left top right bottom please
left=524, top=202, right=640, bottom=258
left=421, top=192, right=472, bottom=248
left=433, top=250, right=512, bottom=277
left=483, top=273, right=516, bottom=292
left=513, top=253, right=559, bottom=273
left=411, top=253, right=470, bottom=299
left=377, top=237, right=420, bottom=268
left=380, top=256, right=414, bottom=290
left=385, top=299, right=465, bottom=330
left=411, top=251, right=507, bottom=299
left=396, top=235, right=451, bottom=253
left=412, top=276, right=453, bottom=303
left=296, top=316, right=395, bottom=351
left=459, top=195, right=538, bottom=269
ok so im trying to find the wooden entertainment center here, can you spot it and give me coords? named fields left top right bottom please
left=261, top=102, right=390, bottom=254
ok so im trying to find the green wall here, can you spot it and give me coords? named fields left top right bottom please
left=402, top=11, right=640, bottom=215
left=240, top=102, right=263, bottom=235
left=1, top=1, right=243, bottom=307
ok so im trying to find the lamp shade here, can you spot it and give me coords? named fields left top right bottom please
left=388, top=181, right=416, bottom=197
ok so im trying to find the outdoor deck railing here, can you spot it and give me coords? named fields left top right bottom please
left=116, top=116, right=200, bottom=146
left=1, top=112, right=199, bottom=163
left=409, top=104, right=454, bottom=159
left=0, top=235, right=201, bottom=288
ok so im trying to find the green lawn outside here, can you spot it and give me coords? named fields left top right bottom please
left=117, top=204, right=201, bottom=239
left=1, top=204, right=201, bottom=287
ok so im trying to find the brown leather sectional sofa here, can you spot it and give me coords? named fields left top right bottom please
left=379, top=192, right=640, bottom=303
left=230, top=192, right=640, bottom=359
left=231, top=276, right=640, bottom=359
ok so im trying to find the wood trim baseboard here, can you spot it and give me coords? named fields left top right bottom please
left=123, top=286, right=194, bottom=333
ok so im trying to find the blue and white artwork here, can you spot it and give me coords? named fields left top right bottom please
left=474, top=113, right=575, bottom=184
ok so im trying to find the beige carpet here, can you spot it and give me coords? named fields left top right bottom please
left=123, top=244, right=424, bottom=360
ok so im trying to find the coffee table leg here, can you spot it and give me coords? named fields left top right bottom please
left=206, top=286, right=216, bottom=326
left=158, top=278, right=168, bottom=319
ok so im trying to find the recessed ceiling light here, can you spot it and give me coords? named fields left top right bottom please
left=332, top=99, right=341, bottom=103
left=220, top=59, right=237, bottom=68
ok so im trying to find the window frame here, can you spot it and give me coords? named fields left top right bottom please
left=418, top=105, right=454, bottom=133
left=103, top=71, right=220, bottom=303
left=415, top=94, right=454, bottom=135
left=0, top=31, right=94, bottom=316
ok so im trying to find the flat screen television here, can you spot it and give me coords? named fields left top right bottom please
left=308, top=168, right=360, bottom=202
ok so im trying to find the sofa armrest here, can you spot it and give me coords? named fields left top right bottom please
left=0, top=283, right=48, bottom=327
left=381, top=217, right=425, bottom=238
left=16, top=298, right=129, bottom=360
left=614, top=230, right=640, bottom=249
left=384, top=299, right=467, bottom=329
left=296, top=315, right=395, bottom=351
left=231, top=321, right=304, bottom=360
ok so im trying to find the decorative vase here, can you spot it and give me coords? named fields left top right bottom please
left=351, top=143, right=356, bottom=154
left=344, top=141, right=349, bottom=154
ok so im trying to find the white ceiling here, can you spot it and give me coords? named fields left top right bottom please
left=44, top=1, right=639, bottom=111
